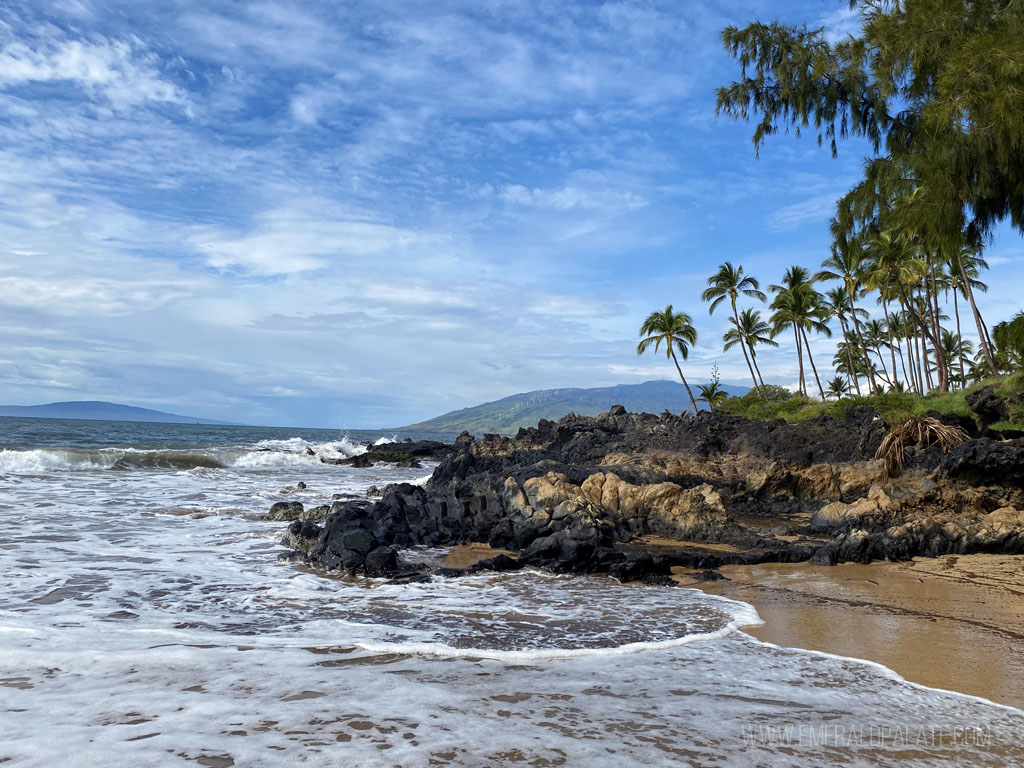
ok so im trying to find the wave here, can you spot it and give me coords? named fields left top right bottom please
left=351, top=597, right=762, bottom=661
left=0, top=435, right=385, bottom=474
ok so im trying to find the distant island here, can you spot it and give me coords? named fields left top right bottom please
left=0, top=401, right=239, bottom=426
left=394, top=379, right=748, bottom=436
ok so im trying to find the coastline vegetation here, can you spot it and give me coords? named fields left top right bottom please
left=639, top=1, right=1024, bottom=425
left=717, top=372, right=1024, bottom=431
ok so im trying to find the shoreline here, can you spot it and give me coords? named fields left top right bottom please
left=441, top=545, right=1024, bottom=708
left=681, top=553, right=1024, bottom=709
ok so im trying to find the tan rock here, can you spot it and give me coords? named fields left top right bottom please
left=981, top=507, right=1024, bottom=530
left=795, top=464, right=841, bottom=499
left=523, top=472, right=579, bottom=510
left=838, top=460, right=887, bottom=496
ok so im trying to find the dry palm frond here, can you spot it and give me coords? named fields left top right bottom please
left=874, top=417, right=971, bottom=477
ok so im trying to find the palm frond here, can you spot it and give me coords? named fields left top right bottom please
left=874, top=417, right=970, bottom=477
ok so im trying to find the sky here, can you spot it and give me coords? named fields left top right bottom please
left=1, top=0, right=1022, bottom=428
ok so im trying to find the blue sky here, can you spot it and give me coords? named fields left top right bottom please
left=1, top=0, right=1022, bottom=428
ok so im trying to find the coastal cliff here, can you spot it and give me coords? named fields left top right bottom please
left=278, top=404, right=1024, bottom=582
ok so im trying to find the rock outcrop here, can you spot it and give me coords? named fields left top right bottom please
left=278, top=405, right=1024, bottom=580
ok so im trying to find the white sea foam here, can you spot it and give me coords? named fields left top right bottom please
left=410, top=471, right=434, bottom=486
left=1, top=434, right=1022, bottom=767
left=0, top=447, right=116, bottom=473
left=0, top=436, right=376, bottom=474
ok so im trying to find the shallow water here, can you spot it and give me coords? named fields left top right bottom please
left=1, top=418, right=1022, bottom=766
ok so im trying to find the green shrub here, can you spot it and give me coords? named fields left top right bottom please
left=717, top=373, right=1024, bottom=425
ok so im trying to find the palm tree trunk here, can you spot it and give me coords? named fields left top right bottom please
left=895, top=281, right=940, bottom=391
left=848, top=294, right=878, bottom=394
left=800, top=327, right=826, bottom=400
left=793, top=326, right=805, bottom=396
left=895, top=336, right=909, bottom=391
left=751, top=351, right=767, bottom=390
left=874, top=344, right=891, bottom=385
left=921, top=331, right=929, bottom=393
left=901, top=313, right=920, bottom=394
left=958, top=259, right=998, bottom=376
left=927, top=261, right=948, bottom=392
left=881, top=300, right=900, bottom=390
left=670, top=348, right=698, bottom=415
left=731, top=304, right=763, bottom=398
left=953, top=288, right=966, bottom=389
left=838, top=314, right=862, bottom=396
left=918, top=286, right=936, bottom=391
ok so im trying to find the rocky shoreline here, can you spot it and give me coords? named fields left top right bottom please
left=275, top=396, right=1024, bottom=584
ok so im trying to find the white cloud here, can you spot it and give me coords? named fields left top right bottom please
left=190, top=203, right=446, bottom=275
left=818, top=7, right=863, bottom=44
left=765, top=192, right=842, bottom=233
left=0, top=275, right=191, bottom=316
left=0, top=37, right=188, bottom=111
left=500, top=183, right=645, bottom=211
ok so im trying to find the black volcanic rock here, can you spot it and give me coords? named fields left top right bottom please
left=284, top=407, right=1024, bottom=577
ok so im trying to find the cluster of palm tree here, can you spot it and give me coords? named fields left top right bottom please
left=639, top=229, right=1007, bottom=405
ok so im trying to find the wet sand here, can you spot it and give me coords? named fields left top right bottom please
left=683, top=554, right=1024, bottom=709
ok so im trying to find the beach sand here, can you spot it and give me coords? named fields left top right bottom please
left=682, top=554, right=1024, bottom=708
left=442, top=544, right=1024, bottom=708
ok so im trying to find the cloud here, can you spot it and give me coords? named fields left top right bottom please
left=0, top=1, right=1020, bottom=427
left=189, top=202, right=448, bottom=275
left=818, top=7, right=863, bottom=44
left=500, top=184, right=645, bottom=211
left=765, top=192, right=842, bottom=233
left=0, top=36, right=188, bottom=111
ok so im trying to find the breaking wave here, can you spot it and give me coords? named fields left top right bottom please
left=0, top=435, right=378, bottom=474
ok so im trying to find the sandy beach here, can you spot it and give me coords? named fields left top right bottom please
left=682, top=554, right=1024, bottom=708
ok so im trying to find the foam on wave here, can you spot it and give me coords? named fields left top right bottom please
left=353, top=600, right=762, bottom=661
left=0, top=434, right=387, bottom=474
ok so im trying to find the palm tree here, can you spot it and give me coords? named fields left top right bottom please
left=770, top=268, right=831, bottom=399
left=723, top=309, right=777, bottom=389
left=697, top=380, right=729, bottom=412
left=823, top=286, right=866, bottom=396
left=947, top=245, right=995, bottom=380
left=862, top=230, right=949, bottom=392
left=818, top=234, right=879, bottom=394
left=993, top=312, right=1024, bottom=371
left=863, top=319, right=893, bottom=386
left=638, top=305, right=699, bottom=414
left=826, top=375, right=848, bottom=401
left=888, top=309, right=914, bottom=391
left=931, top=330, right=974, bottom=389
left=769, top=266, right=812, bottom=396
left=835, top=332, right=862, bottom=380
left=701, top=262, right=767, bottom=396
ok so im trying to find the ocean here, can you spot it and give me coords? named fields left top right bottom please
left=1, top=417, right=1021, bottom=766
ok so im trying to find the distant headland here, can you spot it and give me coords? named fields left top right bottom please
left=0, top=401, right=239, bottom=426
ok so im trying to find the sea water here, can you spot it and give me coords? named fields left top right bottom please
left=1, top=417, right=1022, bottom=767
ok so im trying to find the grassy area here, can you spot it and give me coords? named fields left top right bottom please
left=717, top=374, right=1024, bottom=426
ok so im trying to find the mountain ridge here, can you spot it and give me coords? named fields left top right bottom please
left=393, top=379, right=749, bottom=437
left=0, top=400, right=239, bottom=426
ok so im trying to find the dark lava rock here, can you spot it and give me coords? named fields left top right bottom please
left=471, top=554, right=522, bottom=572
left=435, top=567, right=470, bottom=578
left=303, top=505, right=331, bottom=523
left=691, top=570, right=728, bottom=582
left=364, top=546, right=400, bottom=577
left=284, top=406, right=1024, bottom=580
left=940, top=437, right=1024, bottom=488
left=608, top=554, right=673, bottom=585
left=268, top=501, right=304, bottom=521
left=282, top=520, right=322, bottom=554
left=966, top=386, right=1009, bottom=428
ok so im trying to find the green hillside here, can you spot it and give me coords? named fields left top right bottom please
left=394, top=380, right=748, bottom=438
